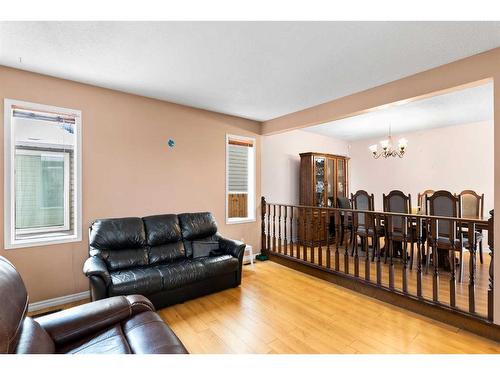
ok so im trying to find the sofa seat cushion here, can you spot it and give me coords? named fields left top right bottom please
left=109, top=268, right=162, bottom=296
left=155, top=259, right=206, bottom=290
left=58, top=324, right=132, bottom=354
left=197, top=255, right=239, bottom=278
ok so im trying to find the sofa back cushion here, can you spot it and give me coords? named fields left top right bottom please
left=178, top=212, right=218, bottom=257
left=143, top=214, right=185, bottom=264
left=89, top=218, right=148, bottom=271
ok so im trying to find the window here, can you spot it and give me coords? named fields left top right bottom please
left=4, top=99, right=82, bottom=248
left=226, top=134, right=256, bottom=224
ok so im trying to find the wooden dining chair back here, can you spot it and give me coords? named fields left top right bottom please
left=350, top=190, right=381, bottom=267
left=351, top=190, right=374, bottom=230
left=426, top=190, right=464, bottom=281
left=383, top=190, right=414, bottom=269
left=459, top=190, right=485, bottom=264
left=383, top=190, right=412, bottom=235
left=417, top=189, right=435, bottom=215
left=459, top=190, right=484, bottom=219
left=428, top=190, right=459, bottom=239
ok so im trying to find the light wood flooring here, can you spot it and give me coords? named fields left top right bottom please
left=272, top=240, right=491, bottom=318
left=28, top=259, right=500, bottom=354
left=159, top=260, right=500, bottom=354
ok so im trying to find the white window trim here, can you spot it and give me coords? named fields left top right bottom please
left=14, top=149, right=70, bottom=235
left=225, top=134, right=256, bottom=225
left=4, top=99, right=82, bottom=249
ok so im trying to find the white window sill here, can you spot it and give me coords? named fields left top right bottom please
left=5, top=234, right=82, bottom=249
left=226, top=218, right=257, bottom=225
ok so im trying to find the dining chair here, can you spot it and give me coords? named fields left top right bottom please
left=383, top=190, right=414, bottom=269
left=426, top=190, right=465, bottom=282
left=351, top=190, right=383, bottom=261
left=336, top=196, right=353, bottom=248
left=417, top=189, right=435, bottom=215
left=459, top=190, right=485, bottom=264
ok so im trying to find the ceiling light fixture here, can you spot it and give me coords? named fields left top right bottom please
left=369, top=124, right=407, bottom=159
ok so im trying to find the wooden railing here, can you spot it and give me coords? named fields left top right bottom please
left=261, top=197, right=494, bottom=323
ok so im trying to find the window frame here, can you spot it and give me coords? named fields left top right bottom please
left=14, top=149, right=71, bottom=235
left=4, top=99, right=82, bottom=249
left=225, top=134, right=256, bottom=225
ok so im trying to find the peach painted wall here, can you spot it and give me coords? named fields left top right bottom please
left=349, top=121, right=494, bottom=214
left=0, top=65, right=261, bottom=303
left=261, top=129, right=349, bottom=204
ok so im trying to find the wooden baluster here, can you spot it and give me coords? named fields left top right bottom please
left=283, top=206, right=288, bottom=256
left=318, top=209, right=323, bottom=266
left=310, top=208, right=315, bottom=264
left=277, top=205, right=282, bottom=254
left=365, top=214, right=372, bottom=281
left=468, top=221, right=476, bottom=314
left=374, top=213, right=382, bottom=286
left=267, top=202, right=271, bottom=252
left=345, top=211, right=352, bottom=275
left=448, top=219, right=458, bottom=308
left=432, top=219, right=439, bottom=302
left=326, top=211, right=331, bottom=269
left=402, top=216, right=408, bottom=294
left=388, top=214, right=395, bottom=290
left=416, top=217, right=423, bottom=298
left=488, top=209, right=494, bottom=321
left=354, top=213, right=361, bottom=278
left=272, top=205, right=276, bottom=253
left=290, top=207, right=295, bottom=258
left=335, top=210, right=340, bottom=271
left=261, top=197, right=267, bottom=255
left=449, top=248, right=456, bottom=308
left=303, top=208, right=308, bottom=262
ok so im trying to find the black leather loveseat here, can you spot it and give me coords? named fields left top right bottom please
left=83, top=212, right=245, bottom=309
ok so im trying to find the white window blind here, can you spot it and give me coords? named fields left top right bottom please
left=226, top=135, right=256, bottom=223
left=228, top=144, right=249, bottom=192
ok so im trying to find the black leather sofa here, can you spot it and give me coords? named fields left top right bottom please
left=83, top=212, right=245, bottom=309
left=0, top=256, right=187, bottom=354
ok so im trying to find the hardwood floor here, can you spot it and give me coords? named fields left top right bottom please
left=28, top=258, right=499, bottom=354
left=278, top=240, right=491, bottom=318
left=159, top=261, right=500, bottom=354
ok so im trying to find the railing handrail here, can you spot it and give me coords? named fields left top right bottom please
left=264, top=201, right=488, bottom=225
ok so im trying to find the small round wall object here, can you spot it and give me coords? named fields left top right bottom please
left=168, top=139, right=175, bottom=148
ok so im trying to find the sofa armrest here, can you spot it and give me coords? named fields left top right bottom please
left=36, top=295, right=154, bottom=346
left=218, top=236, right=246, bottom=260
left=83, top=256, right=111, bottom=287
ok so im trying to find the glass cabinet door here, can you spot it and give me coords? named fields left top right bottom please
left=337, top=159, right=346, bottom=197
left=327, top=158, right=334, bottom=207
left=314, top=157, right=325, bottom=207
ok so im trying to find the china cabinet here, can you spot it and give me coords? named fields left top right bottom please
left=298, top=152, right=349, bottom=244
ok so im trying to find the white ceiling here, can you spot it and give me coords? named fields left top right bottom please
left=303, top=82, right=493, bottom=141
left=1, top=22, right=500, bottom=121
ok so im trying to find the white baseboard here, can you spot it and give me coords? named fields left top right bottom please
left=28, top=291, right=90, bottom=313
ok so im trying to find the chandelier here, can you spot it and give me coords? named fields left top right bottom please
left=369, top=125, right=407, bottom=159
